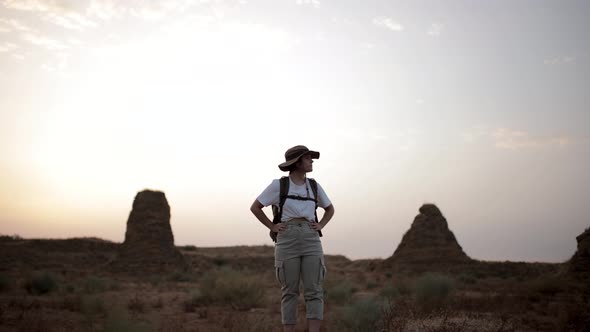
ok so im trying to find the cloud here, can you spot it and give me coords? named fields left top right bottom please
left=544, top=55, right=575, bottom=65
left=295, top=0, right=320, bottom=8
left=1, top=0, right=64, bottom=12
left=22, top=31, right=69, bottom=50
left=2, top=0, right=100, bottom=30
left=462, top=126, right=573, bottom=150
left=40, top=51, right=69, bottom=72
left=3, top=0, right=201, bottom=26
left=0, top=42, right=18, bottom=53
left=0, top=18, right=34, bottom=32
left=492, top=128, right=571, bottom=150
left=43, top=11, right=97, bottom=30
left=372, top=17, right=404, bottom=32
left=427, top=23, right=443, bottom=36
left=461, top=125, right=488, bottom=143
left=87, top=0, right=201, bottom=21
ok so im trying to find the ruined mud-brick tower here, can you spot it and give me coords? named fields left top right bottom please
left=113, top=190, right=187, bottom=272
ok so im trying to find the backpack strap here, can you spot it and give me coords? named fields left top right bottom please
left=277, top=176, right=290, bottom=222
left=270, top=177, right=290, bottom=243
left=308, top=178, right=323, bottom=238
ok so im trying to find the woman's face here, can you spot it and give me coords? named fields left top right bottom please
left=297, top=154, right=314, bottom=173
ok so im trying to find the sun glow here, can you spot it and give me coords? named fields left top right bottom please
left=30, top=18, right=301, bottom=206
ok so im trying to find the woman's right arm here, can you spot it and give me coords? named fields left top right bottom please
left=250, top=200, right=286, bottom=233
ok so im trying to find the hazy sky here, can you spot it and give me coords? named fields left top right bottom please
left=1, top=0, right=589, bottom=262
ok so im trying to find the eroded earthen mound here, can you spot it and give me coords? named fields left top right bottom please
left=384, top=204, right=470, bottom=272
left=112, top=190, right=187, bottom=272
left=568, top=228, right=590, bottom=277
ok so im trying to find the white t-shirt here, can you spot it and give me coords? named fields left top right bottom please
left=257, top=177, right=332, bottom=222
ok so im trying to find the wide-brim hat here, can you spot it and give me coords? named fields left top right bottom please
left=278, top=145, right=320, bottom=171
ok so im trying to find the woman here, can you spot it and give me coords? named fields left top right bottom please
left=250, top=145, right=335, bottom=332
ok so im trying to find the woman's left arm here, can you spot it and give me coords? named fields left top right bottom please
left=311, top=204, right=335, bottom=231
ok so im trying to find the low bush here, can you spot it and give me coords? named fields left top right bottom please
left=182, top=245, right=197, bottom=251
left=82, top=276, right=113, bottom=293
left=529, top=276, right=565, bottom=296
left=81, top=295, right=107, bottom=316
left=104, top=306, right=153, bottom=332
left=212, top=256, right=230, bottom=266
left=169, top=270, right=194, bottom=282
left=199, top=268, right=265, bottom=310
left=24, top=271, right=59, bottom=295
left=380, top=279, right=413, bottom=299
left=0, top=273, right=12, bottom=292
left=326, top=280, right=355, bottom=304
left=458, top=273, right=478, bottom=285
left=128, top=294, right=146, bottom=314
left=414, top=273, right=454, bottom=309
left=184, top=288, right=205, bottom=312
left=334, top=296, right=382, bottom=332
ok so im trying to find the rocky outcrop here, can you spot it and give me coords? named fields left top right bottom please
left=112, top=190, right=187, bottom=272
left=384, top=204, right=470, bottom=272
left=568, top=228, right=590, bottom=277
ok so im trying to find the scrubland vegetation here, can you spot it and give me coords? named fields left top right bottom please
left=0, top=236, right=588, bottom=331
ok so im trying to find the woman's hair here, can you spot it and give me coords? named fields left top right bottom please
left=287, top=159, right=303, bottom=173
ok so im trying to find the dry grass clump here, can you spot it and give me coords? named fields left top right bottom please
left=127, top=293, right=146, bottom=314
left=221, top=311, right=279, bottom=332
left=181, top=245, right=197, bottom=251
left=81, top=275, right=116, bottom=293
left=24, top=271, right=59, bottom=295
left=194, top=267, right=265, bottom=310
left=168, top=270, right=195, bottom=282
left=380, top=278, right=413, bottom=299
left=555, top=294, right=590, bottom=331
left=527, top=276, right=566, bottom=296
left=103, top=306, right=153, bottom=332
left=325, top=279, right=356, bottom=304
left=0, top=273, right=12, bottom=292
left=414, top=273, right=455, bottom=310
left=81, top=295, right=107, bottom=316
left=332, top=296, right=382, bottom=332
left=183, top=288, right=203, bottom=312
left=378, top=297, right=518, bottom=332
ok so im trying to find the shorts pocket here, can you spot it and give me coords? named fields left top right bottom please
left=275, top=260, right=285, bottom=287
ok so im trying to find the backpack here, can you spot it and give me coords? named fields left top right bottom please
left=270, top=176, right=323, bottom=242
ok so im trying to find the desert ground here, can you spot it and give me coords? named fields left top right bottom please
left=0, top=234, right=588, bottom=332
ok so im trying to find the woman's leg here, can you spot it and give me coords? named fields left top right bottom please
left=279, top=257, right=302, bottom=327
left=301, top=255, right=325, bottom=332
left=308, top=319, right=321, bottom=332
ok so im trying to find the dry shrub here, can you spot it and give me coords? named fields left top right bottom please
left=333, top=296, right=382, bottom=332
left=24, top=271, right=59, bottom=295
left=103, top=306, right=153, bottom=332
left=57, top=294, right=83, bottom=312
left=556, top=295, right=590, bottom=331
left=380, top=278, right=413, bottom=299
left=199, top=267, right=265, bottom=310
left=128, top=294, right=146, bottom=314
left=380, top=297, right=518, bottom=332
left=158, top=314, right=189, bottom=332
left=152, top=296, right=164, bottom=309
left=221, top=311, right=278, bottom=332
left=182, top=289, right=203, bottom=312
left=414, top=273, right=454, bottom=311
left=82, top=276, right=114, bottom=293
left=326, top=279, right=355, bottom=304
left=0, top=273, right=12, bottom=292
left=81, top=295, right=107, bottom=316
left=169, top=270, right=194, bottom=282
left=182, top=245, right=197, bottom=251
left=528, top=276, right=566, bottom=296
